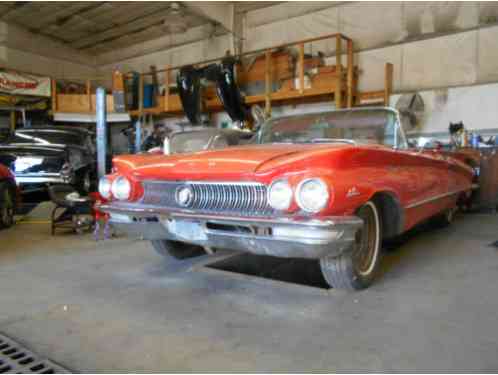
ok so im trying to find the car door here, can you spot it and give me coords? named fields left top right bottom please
left=398, top=146, right=450, bottom=225
left=386, top=118, right=449, bottom=228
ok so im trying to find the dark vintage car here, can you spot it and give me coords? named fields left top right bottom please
left=0, top=163, right=17, bottom=228
left=97, top=108, right=474, bottom=291
left=0, top=127, right=95, bottom=193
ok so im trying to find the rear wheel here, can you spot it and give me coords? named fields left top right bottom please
left=151, top=240, right=205, bottom=260
left=0, top=183, right=15, bottom=228
left=432, top=207, right=456, bottom=228
left=319, top=201, right=382, bottom=290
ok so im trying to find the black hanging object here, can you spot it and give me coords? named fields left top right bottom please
left=449, top=121, right=464, bottom=135
left=177, top=66, right=202, bottom=125
left=202, top=63, right=220, bottom=82
left=215, top=58, right=248, bottom=123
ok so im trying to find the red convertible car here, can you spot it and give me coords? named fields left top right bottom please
left=98, top=108, right=474, bottom=290
left=0, top=163, right=16, bottom=228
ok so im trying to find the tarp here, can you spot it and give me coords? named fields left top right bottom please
left=0, top=71, right=51, bottom=97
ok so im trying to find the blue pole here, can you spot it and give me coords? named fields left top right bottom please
left=135, top=117, right=142, bottom=153
left=96, top=87, right=107, bottom=178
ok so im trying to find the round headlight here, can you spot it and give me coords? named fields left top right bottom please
left=296, top=178, right=329, bottom=213
left=98, top=176, right=112, bottom=199
left=111, top=176, right=132, bottom=201
left=267, top=179, right=293, bottom=211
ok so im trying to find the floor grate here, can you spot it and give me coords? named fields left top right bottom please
left=0, top=333, right=70, bottom=374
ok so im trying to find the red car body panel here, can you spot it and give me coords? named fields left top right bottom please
left=0, top=163, right=19, bottom=208
left=110, top=141, right=473, bottom=234
left=0, top=164, right=13, bottom=181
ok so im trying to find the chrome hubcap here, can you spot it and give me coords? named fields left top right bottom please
left=352, top=203, right=379, bottom=276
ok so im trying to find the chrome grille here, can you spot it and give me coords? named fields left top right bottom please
left=141, top=181, right=273, bottom=216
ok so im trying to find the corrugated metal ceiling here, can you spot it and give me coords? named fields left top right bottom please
left=0, top=1, right=282, bottom=55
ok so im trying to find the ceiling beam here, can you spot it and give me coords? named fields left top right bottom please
left=71, top=4, right=174, bottom=50
left=0, top=2, right=31, bottom=21
left=28, top=2, right=108, bottom=40
left=183, top=2, right=234, bottom=32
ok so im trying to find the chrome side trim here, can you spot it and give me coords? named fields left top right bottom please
left=404, top=189, right=465, bottom=209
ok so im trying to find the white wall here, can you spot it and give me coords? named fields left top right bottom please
left=0, top=21, right=96, bottom=79
left=96, top=33, right=231, bottom=88
left=241, top=2, right=498, bottom=136
left=1, top=46, right=96, bottom=79
left=391, top=84, right=498, bottom=139
left=87, top=2, right=498, bottom=137
left=244, top=2, right=498, bottom=91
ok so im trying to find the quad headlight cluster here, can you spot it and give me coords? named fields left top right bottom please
left=111, top=176, right=132, bottom=200
left=99, top=174, right=329, bottom=212
left=98, top=176, right=112, bottom=199
left=295, top=178, right=329, bottom=212
left=99, top=175, right=132, bottom=201
left=268, top=178, right=329, bottom=213
left=267, top=180, right=293, bottom=211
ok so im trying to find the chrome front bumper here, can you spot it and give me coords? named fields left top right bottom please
left=16, top=174, right=71, bottom=185
left=99, top=203, right=363, bottom=259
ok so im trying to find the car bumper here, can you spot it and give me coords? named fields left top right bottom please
left=99, top=203, right=363, bottom=259
left=15, top=174, right=72, bottom=192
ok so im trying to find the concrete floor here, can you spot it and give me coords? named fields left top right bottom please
left=1, top=204, right=498, bottom=372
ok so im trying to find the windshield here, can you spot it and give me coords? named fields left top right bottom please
left=7, top=131, right=83, bottom=146
left=257, top=109, right=404, bottom=148
left=169, top=131, right=219, bottom=154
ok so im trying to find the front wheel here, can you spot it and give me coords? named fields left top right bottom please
left=0, top=183, right=15, bottom=229
left=151, top=240, right=205, bottom=260
left=320, top=201, right=382, bottom=290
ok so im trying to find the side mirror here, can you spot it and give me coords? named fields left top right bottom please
left=251, top=105, right=266, bottom=128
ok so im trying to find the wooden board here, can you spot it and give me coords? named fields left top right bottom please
left=56, top=94, right=115, bottom=113
left=238, top=51, right=294, bottom=85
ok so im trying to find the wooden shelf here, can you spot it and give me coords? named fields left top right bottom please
left=128, top=87, right=345, bottom=117
left=55, top=93, right=115, bottom=114
left=51, top=33, right=394, bottom=119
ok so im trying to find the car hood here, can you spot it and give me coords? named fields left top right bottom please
left=114, top=143, right=356, bottom=180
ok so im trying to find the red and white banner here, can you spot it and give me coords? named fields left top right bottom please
left=0, top=71, right=51, bottom=97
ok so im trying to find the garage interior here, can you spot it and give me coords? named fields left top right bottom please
left=1, top=1, right=498, bottom=372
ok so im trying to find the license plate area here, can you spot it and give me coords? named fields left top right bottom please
left=162, top=218, right=207, bottom=241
